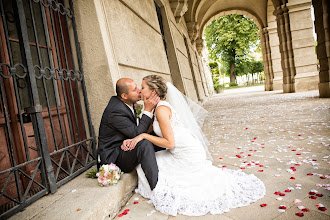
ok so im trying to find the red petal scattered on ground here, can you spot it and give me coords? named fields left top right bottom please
left=290, top=177, right=295, bottom=180
left=309, top=196, right=317, bottom=199
left=222, top=166, right=227, bottom=168
left=274, top=192, right=281, bottom=195
left=258, top=170, right=263, bottom=172
left=285, top=190, right=291, bottom=192
left=292, top=149, right=297, bottom=151
left=301, top=208, right=310, bottom=212
left=318, top=207, right=327, bottom=211
left=307, top=173, right=313, bottom=175
left=279, top=193, right=286, bottom=196
left=316, top=194, right=323, bottom=197
left=279, top=205, right=286, bottom=209
left=260, top=203, right=267, bottom=207
left=296, top=153, right=301, bottom=155
left=320, top=177, right=326, bottom=179
left=296, top=213, right=304, bottom=217
left=240, top=167, right=245, bottom=169
left=309, top=192, right=315, bottom=195
left=118, top=214, right=124, bottom=217
left=133, top=201, right=139, bottom=204
left=248, top=154, right=252, bottom=156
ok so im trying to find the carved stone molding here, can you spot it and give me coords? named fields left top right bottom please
left=187, top=21, right=199, bottom=43
left=169, top=0, right=188, bottom=23
left=196, top=37, right=204, bottom=56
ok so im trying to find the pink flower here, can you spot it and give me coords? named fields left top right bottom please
left=102, top=180, right=109, bottom=186
left=104, top=171, right=109, bottom=177
left=109, top=163, right=118, bottom=171
left=98, top=177, right=104, bottom=183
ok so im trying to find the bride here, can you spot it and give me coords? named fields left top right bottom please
left=123, top=75, right=266, bottom=216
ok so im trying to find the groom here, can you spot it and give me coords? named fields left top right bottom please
left=98, top=78, right=161, bottom=190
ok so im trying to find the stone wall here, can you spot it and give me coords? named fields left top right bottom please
left=72, top=0, right=210, bottom=136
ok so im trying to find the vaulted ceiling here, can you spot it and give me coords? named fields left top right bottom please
left=168, top=0, right=285, bottom=42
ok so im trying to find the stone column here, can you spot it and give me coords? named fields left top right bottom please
left=274, top=5, right=296, bottom=93
left=313, top=0, right=330, bottom=97
left=260, top=28, right=274, bottom=91
left=287, top=0, right=319, bottom=92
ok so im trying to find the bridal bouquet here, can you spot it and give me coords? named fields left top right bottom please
left=97, top=163, right=123, bottom=187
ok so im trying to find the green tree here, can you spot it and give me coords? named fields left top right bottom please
left=204, top=14, right=260, bottom=83
left=209, top=62, right=220, bottom=89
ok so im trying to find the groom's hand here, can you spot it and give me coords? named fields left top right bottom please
left=144, top=91, right=160, bottom=112
left=121, top=139, right=132, bottom=151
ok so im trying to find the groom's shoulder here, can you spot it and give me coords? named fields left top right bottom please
left=106, top=96, right=124, bottom=111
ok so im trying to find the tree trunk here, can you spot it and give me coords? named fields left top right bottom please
left=251, top=73, right=254, bottom=85
left=230, top=62, right=236, bottom=83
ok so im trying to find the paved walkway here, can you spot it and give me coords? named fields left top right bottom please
left=114, top=86, right=330, bottom=220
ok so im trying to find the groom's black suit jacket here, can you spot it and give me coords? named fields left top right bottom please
left=98, top=96, right=153, bottom=164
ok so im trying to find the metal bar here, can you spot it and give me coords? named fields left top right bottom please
left=48, top=138, right=94, bottom=155
left=16, top=0, right=57, bottom=193
left=0, top=156, right=43, bottom=175
left=63, top=7, right=87, bottom=143
left=0, top=189, right=47, bottom=220
left=29, top=0, right=59, bottom=151
left=0, top=171, right=14, bottom=201
left=54, top=150, right=66, bottom=180
left=0, top=71, right=22, bottom=203
left=0, top=0, right=13, bottom=64
left=21, top=160, right=43, bottom=200
left=40, top=1, right=67, bottom=149
left=56, top=7, right=81, bottom=144
left=48, top=5, right=75, bottom=146
left=58, top=70, right=75, bottom=143
left=50, top=156, right=70, bottom=177
left=69, top=0, right=96, bottom=157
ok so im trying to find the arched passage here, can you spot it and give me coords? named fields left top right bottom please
left=183, top=0, right=323, bottom=94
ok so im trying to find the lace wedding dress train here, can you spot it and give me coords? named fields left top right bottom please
left=136, top=101, right=266, bottom=216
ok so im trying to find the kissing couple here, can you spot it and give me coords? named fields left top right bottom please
left=98, top=75, right=266, bottom=216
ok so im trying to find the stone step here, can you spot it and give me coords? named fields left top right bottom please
left=9, top=166, right=137, bottom=220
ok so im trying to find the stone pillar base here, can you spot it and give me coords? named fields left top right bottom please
left=265, top=83, right=273, bottom=91
left=273, top=78, right=283, bottom=91
left=319, top=82, right=330, bottom=98
left=295, top=72, right=319, bottom=92
left=283, top=83, right=295, bottom=93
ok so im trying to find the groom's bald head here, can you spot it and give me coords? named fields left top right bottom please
left=116, top=78, right=134, bottom=97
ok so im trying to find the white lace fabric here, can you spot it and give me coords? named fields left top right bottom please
left=136, top=101, right=266, bottom=216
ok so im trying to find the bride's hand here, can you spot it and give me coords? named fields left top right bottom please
left=121, top=139, right=132, bottom=151
left=128, top=134, right=145, bottom=150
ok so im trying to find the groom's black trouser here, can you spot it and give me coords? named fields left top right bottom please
left=115, top=139, right=163, bottom=190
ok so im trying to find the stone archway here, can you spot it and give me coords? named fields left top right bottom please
left=182, top=0, right=324, bottom=95
left=184, top=0, right=274, bottom=91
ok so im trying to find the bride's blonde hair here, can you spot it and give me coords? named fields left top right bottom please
left=143, top=75, right=167, bottom=99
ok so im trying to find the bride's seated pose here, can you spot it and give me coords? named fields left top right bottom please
left=122, top=75, right=266, bottom=216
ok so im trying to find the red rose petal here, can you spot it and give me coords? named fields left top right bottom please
left=240, top=167, right=245, bottom=169
left=118, top=214, right=124, bottom=217
left=260, top=203, right=267, bottom=207
left=301, top=208, right=310, bottom=212
left=236, top=155, right=241, bottom=158
left=284, top=190, right=291, bottom=192
left=222, top=166, right=227, bottom=168
left=309, top=196, right=317, bottom=199
left=274, top=192, right=281, bottom=195
left=320, top=177, right=326, bottom=179
left=133, top=201, right=139, bottom=204
left=316, top=194, right=323, bottom=197
left=296, top=153, right=301, bottom=155
left=307, top=173, right=313, bottom=175
left=318, top=207, right=327, bottom=211
left=296, top=213, right=304, bottom=217
left=279, top=205, right=287, bottom=209
left=219, top=158, right=223, bottom=159
left=279, top=193, right=286, bottom=196
left=258, top=170, right=263, bottom=172
left=309, top=192, right=315, bottom=195
left=292, top=149, right=297, bottom=151
left=290, top=177, right=295, bottom=180
left=259, top=165, right=264, bottom=167
left=248, top=154, right=252, bottom=156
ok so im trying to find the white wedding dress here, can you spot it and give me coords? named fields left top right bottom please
left=136, top=101, right=266, bottom=216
